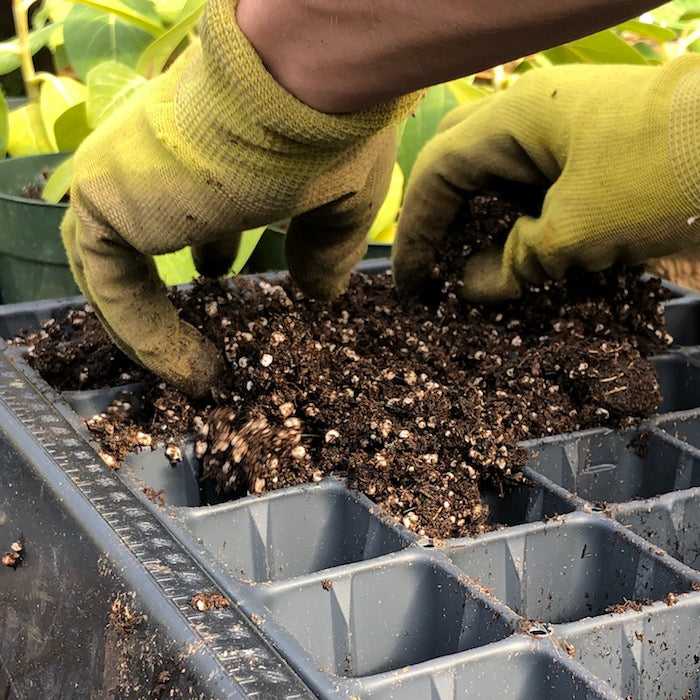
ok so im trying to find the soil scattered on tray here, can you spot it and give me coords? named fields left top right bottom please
left=11, top=191, right=673, bottom=539
left=190, top=592, right=230, bottom=611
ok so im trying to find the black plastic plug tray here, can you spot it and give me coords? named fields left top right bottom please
left=0, top=275, right=698, bottom=699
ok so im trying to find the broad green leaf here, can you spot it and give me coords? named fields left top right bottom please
left=70, top=0, right=164, bottom=34
left=39, top=74, right=87, bottom=150
left=8, top=103, right=54, bottom=156
left=33, top=0, right=73, bottom=26
left=446, top=78, right=488, bottom=106
left=630, top=42, right=665, bottom=63
left=0, top=94, right=8, bottom=157
left=367, top=163, right=404, bottom=242
left=64, top=2, right=157, bottom=80
left=135, top=2, right=202, bottom=77
left=397, top=84, right=458, bottom=181
left=153, top=227, right=266, bottom=284
left=86, top=60, right=145, bottom=126
left=151, top=0, right=191, bottom=25
left=0, top=24, right=58, bottom=76
left=231, top=227, right=266, bottom=275
left=545, top=29, right=649, bottom=65
left=541, top=45, right=581, bottom=65
left=679, top=11, right=700, bottom=21
left=154, top=247, right=198, bottom=285
left=42, top=154, right=73, bottom=202
left=616, top=20, right=676, bottom=42
left=53, top=102, right=91, bottom=150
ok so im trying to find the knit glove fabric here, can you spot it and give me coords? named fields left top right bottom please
left=393, top=56, right=700, bottom=302
left=62, top=0, right=422, bottom=397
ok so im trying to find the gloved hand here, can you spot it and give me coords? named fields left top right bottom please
left=393, top=56, right=700, bottom=302
left=62, top=0, right=422, bottom=397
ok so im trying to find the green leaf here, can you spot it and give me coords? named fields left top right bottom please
left=63, top=1, right=157, bottom=81
left=86, top=60, right=145, bottom=126
left=42, top=154, right=73, bottom=203
left=0, top=24, right=58, bottom=76
left=8, top=103, right=55, bottom=156
left=231, top=227, right=266, bottom=275
left=135, top=2, right=202, bottom=77
left=0, top=93, right=8, bottom=157
left=153, top=227, right=266, bottom=285
left=39, top=74, right=87, bottom=150
left=446, top=77, right=488, bottom=106
left=630, top=42, right=665, bottom=63
left=616, top=20, right=676, bottom=43
left=151, top=0, right=195, bottom=25
left=679, top=11, right=700, bottom=21
left=545, top=29, right=649, bottom=65
left=70, top=0, right=164, bottom=34
left=53, top=102, right=91, bottom=150
left=397, top=84, right=458, bottom=181
left=367, top=163, right=404, bottom=242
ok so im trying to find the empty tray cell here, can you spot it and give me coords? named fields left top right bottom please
left=365, top=644, right=620, bottom=700
left=480, top=475, right=576, bottom=528
left=654, top=414, right=700, bottom=451
left=652, top=354, right=700, bottom=413
left=258, top=554, right=514, bottom=678
left=562, top=596, right=700, bottom=700
left=524, top=428, right=699, bottom=504
left=176, top=480, right=411, bottom=582
left=663, top=296, right=700, bottom=347
left=446, top=514, right=696, bottom=625
left=121, top=443, right=201, bottom=507
left=614, top=489, right=700, bottom=569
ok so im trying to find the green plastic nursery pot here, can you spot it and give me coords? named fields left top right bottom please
left=246, top=225, right=393, bottom=273
left=0, top=153, right=79, bottom=303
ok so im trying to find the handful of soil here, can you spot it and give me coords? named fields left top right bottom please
left=12, top=192, right=672, bottom=539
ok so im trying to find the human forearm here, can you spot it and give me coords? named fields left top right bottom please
left=237, top=0, right=660, bottom=113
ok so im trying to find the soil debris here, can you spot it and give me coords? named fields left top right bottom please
left=190, top=592, right=230, bottom=612
left=143, top=487, right=166, bottom=507
left=1, top=540, right=23, bottom=568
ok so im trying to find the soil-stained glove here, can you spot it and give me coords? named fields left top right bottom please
left=393, top=56, right=700, bottom=303
left=62, top=0, right=422, bottom=397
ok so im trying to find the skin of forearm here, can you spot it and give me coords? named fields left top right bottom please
left=236, top=0, right=661, bottom=113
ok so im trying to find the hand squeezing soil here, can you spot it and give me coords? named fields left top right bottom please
left=12, top=192, right=672, bottom=539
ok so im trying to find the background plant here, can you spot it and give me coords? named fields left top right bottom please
left=0, top=0, right=268, bottom=283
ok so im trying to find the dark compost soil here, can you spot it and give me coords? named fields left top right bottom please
left=11, top=192, right=673, bottom=539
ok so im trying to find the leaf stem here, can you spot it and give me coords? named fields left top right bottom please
left=12, top=0, right=40, bottom=103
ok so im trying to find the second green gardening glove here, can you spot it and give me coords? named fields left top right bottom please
left=393, top=56, right=700, bottom=302
left=62, top=0, right=422, bottom=397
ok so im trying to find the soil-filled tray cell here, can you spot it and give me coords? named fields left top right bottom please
left=523, top=428, right=699, bottom=505
left=175, top=479, right=413, bottom=582
left=561, top=596, right=700, bottom=700
left=663, top=296, right=700, bottom=347
left=363, top=644, right=620, bottom=700
left=0, top=296, right=81, bottom=339
left=445, top=514, right=696, bottom=625
left=62, top=383, right=143, bottom=420
left=651, top=353, right=700, bottom=413
left=613, top=489, right=700, bottom=570
left=257, top=554, right=515, bottom=678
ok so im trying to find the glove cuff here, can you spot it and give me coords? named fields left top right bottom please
left=178, top=0, right=425, bottom=150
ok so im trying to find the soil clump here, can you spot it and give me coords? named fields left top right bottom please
left=11, top=192, right=673, bottom=539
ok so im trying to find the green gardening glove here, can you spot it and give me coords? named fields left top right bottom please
left=393, top=56, right=700, bottom=302
left=62, top=0, right=422, bottom=397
